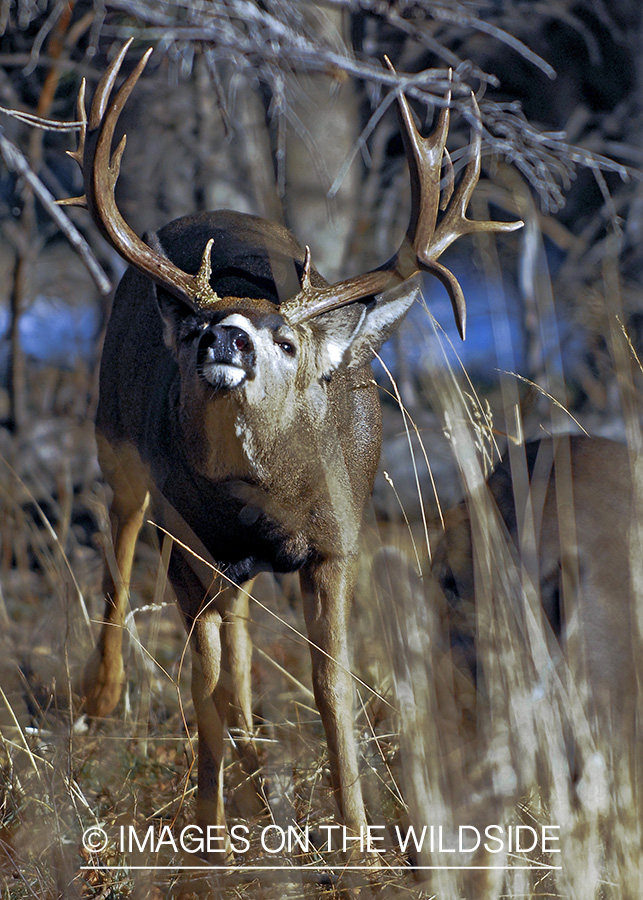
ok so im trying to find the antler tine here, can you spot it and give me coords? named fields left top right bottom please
left=69, top=78, right=87, bottom=165
left=57, top=80, right=88, bottom=207
left=389, top=65, right=479, bottom=337
left=62, top=41, right=220, bottom=309
left=57, top=41, right=139, bottom=209
left=89, top=39, right=135, bottom=130
left=440, top=146, right=455, bottom=211
left=300, top=246, right=313, bottom=293
left=281, top=66, right=457, bottom=330
left=414, top=91, right=523, bottom=337
left=428, top=92, right=524, bottom=259
left=90, top=47, right=154, bottom=203
left=392, top=60, right=451, bottom=255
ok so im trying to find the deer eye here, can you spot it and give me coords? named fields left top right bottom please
left=276, top=340, right=296, bottom=357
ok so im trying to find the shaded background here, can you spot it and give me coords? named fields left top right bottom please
left=0, top=1, right=641, bottom=897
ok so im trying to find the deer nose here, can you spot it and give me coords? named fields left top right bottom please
left=224, top=325, right=253, bottom=354
left=199, top=324, right=255, bottom=364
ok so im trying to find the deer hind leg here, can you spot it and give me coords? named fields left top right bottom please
left=300, top=555, right=367, bottom=838
left=84, top=438, right=149, bottom=718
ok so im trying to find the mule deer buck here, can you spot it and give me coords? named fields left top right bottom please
left=62, top=41, right=521, bottom=841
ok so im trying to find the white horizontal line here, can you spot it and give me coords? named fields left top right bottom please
left=80, top=864, right=562, bottom=872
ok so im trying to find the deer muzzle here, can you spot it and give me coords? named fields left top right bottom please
left=198, top=323, right=256, bottom=389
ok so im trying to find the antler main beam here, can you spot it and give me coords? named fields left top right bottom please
left=282, top=63, right=524, bottom=338
left=61, top=39, right=220, bottom=310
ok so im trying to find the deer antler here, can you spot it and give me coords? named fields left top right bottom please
left=62, top=44, right=521, bottom=335
left=60, top=39, right=220, bottom=310
left=281, top=62, right=524, bottom=338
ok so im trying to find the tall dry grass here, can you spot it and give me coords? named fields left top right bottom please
left=370, top=215, right=642, bottom=899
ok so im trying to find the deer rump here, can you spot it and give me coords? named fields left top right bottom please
left=433, top=435, right=639, bottom=742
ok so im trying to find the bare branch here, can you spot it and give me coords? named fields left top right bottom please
left=86, top=0, right=634, bottom=213
left=0, top=127, right=112, bottom=295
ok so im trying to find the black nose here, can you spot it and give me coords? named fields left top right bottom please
left=198, top=324, right=254, bottom=363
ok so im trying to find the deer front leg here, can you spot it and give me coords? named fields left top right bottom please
left=168, top=544, right=230, bottom=836
left=190, top=604, right=228, bottom=835
left=172, top=550, right=264, bottom=844
left=300, top=556, right=367, bottom=836
left=191, top=586, right=266, bottom=836
left=223, top=585, right=266, bottom=817
left=83, top=483, right=149, bottom=718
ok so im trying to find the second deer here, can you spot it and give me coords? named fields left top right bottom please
left=380, top=434, right=641, bottom=893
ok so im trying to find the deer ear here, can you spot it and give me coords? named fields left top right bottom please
left=144, top=231, right=194, bottom=351
left=156, top=290, right=191, bottom=351
left=313, top=277, right=420, bottom=376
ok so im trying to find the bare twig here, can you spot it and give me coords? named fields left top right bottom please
left=0, top=105, right=84, bottom=131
